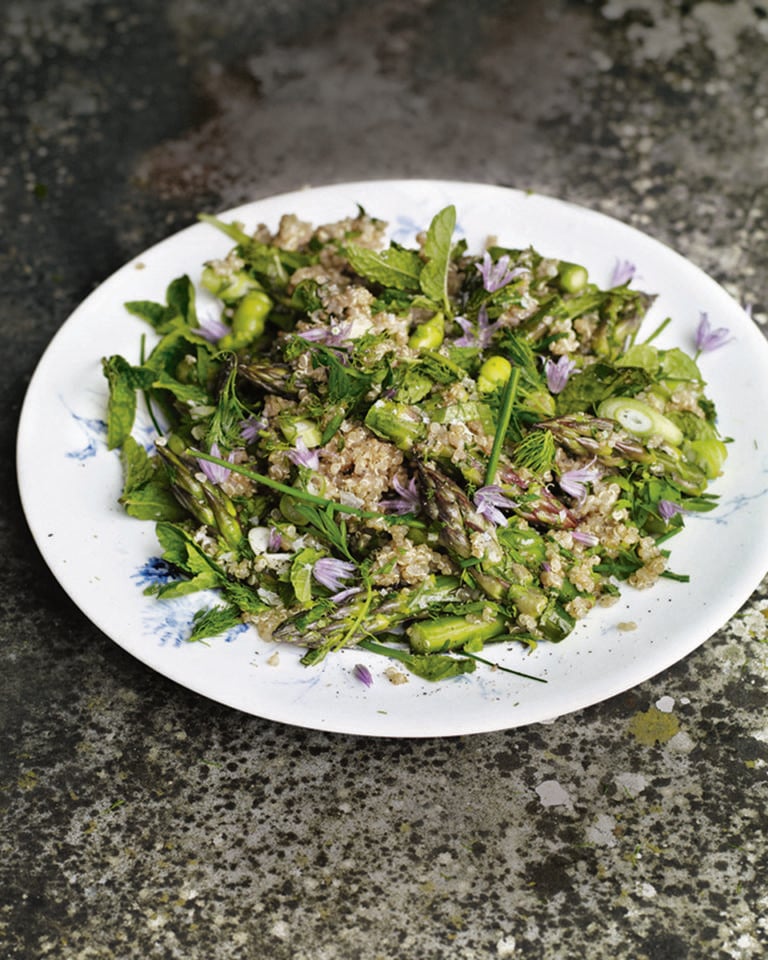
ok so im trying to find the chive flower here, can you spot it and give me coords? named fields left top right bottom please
left=544, top=355, right=577, bottom=394
left=572, top=529, right=599, bottom=547
left=558, top=460, right=601, bottom=504
left=380, top=475, right=421, bottom=515
left=268, top=528, right=283, bottom=551
left=240, top=416, right=267, bottom=442
left=194, top=313, right=230, bottom=342
left=353, top=663, right=374, bottom=687
left=454, top=305, right=502, bottom=349
left=300, top=320, right=353, bottom=347
left=312, top=557, right=357, bottom=598
left=658, top=499, right=686, bottom=521
left=473, top=485, right=518, bottom=526
left=288, top=437, right=320, bottom=470
left=694, top=311, right=732, bottom=354
left=610, top=259, right=636, bottom=287
left=196, top=442, right=234, bottom=484
left=476, top=251, right=523, bottom=293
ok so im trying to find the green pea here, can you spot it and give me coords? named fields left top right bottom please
left=556, top=261, right=589, bottom=294
left=477, top=355, right=512, bottom=393
left=408, top=312, right=444, bottom=351
left=219, top=290, right=272, bottom=350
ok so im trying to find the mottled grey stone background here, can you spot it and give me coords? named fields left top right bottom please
left=2, top=2, right=768, bottom=958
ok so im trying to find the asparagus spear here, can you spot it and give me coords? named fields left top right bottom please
left=413, top=460, right=515, bottom=601
left=455, top=456, right=578, bottom=530
left=237, top=359, right=305, bottom=398
left=271, top=575, right=473, bottom=650
left=363, top=398, right=578, bottom=530
left=536, top=413, right=709, bottom=494
left=155, top=442, right=245, bottom=550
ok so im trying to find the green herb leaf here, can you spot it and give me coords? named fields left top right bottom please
left=103, top=355, right=139, bottom=449
left=198, top=213, right=252, bottom=245
left=290, top=504, right=353, bottom=559
left=165, top=275, right=197, bottom=326
left=419, top=205, right=456, bottom=312
left=118, top=437, right=187, bottom=521
left=555, top=361, right=650, bottom=415
left=124, top=300, right=174, bottom=331
left=358, top=638, right=477, bottom=681
left=290, top=547, right=325, bottom=605
left=346, top=243, right=423, bottom=291
left=189, top=604, right=243, bottom=642
left=512, top=429, right=556, bottom=475
left=207, top=364, right=252, bottom=449
left=152, top=521, right=221, bottom=596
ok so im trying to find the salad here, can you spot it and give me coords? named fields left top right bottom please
left=103, top=204, right=726, bottom=682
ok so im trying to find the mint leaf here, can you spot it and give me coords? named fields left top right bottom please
left=419, top=205, right=456, bottom=312
left=153, top=521, right=221, bottom=595
left=118, top=437, right=186, bottom=521
left=124, top=300, right=175, bottom=331
left=346, top=243, right=422, bottom=290
left=119, top=434, right=154, bottom=489
left=120, top=482, right=187, bottom=522
left=165, top=275, right=197, bottom=326
left=103, top=355, right=138, bottom=449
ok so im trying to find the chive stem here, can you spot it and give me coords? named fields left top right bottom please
left=642, top=315, right=672, bottom=345
left=484, top=367, right=520, bottom=486
left=460, top=649, right=547, bottom=683
left=192, top=449, right=421, bottom=526
left=140, top=334, right=164, bottom=437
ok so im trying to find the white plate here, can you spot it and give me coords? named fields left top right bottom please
left=16, top=180, right=768, bottom=737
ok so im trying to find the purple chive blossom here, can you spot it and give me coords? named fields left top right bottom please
left=240, top=416, right=266, bottom=442
left=194, top=313, right=230, bottom=342
left=473, top=485, right=519, bottom=526
left=313, top=557, right=357, bottom=599
left=545, top=355, right=577, bottom=394
left=694, top=311, right=732, bottom=354
left=454, top=305, right=503, bottom=350
left=353, top=663, right=374, bottom=688
left=268, top=528, right=283, bottom=552
left=572, top=529, right=599, bottom=547
left=558, top=460, right=601, bottom=504
left=196, top=442, right=234, bottom=484
left=287, top=437, right=320, bottom=470
left=299, top=320, right=354, bottom=348
left=476, top=252, right=523, bottom=293
left=658, top=499, right=686, bottom=521
left=380, top=474, right=421, bottom=515
left=610, top=259, right=637, bottom=287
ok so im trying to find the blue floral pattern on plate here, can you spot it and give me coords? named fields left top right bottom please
left=132, top=557, right=248, bottom=647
